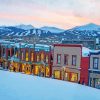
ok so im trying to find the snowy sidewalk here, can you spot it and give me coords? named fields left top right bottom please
left=0, top=70, right=100, bottom=100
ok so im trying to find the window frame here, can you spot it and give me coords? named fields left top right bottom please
left=72, top=55, right=77, bottom=66
left=57, top=54, right=61, bottom=64
left=64, top=54, right=68, bottom=65
left=93, top=57, right=99, bottom=69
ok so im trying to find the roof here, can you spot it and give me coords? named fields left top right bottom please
left=82, top=47, right=91, bottom=57
left=54, top=44, right=82, bottom=47
left=0, top=39, right=51, bottom=51
left=90, top=50, right=100, bottom=55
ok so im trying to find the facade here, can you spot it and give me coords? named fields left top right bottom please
left=0, top=42, right=14, bottom=69
left=33, top=44, right=52, bottom=77
left=52, top=44, right=82, bottom=83
left=1, top=40, right=100, bottom=89
left=89, top=51, right=100, bottom=89
left=0, top=41, right=52, bottom=78
left=80, top=57, right=89, bottom=85
left=80, top=47, right=90, bottom=85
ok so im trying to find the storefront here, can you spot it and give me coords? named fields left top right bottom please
left=34, top=63, right=50, bottom=77
left=54, top=70, right=61, bottom=79
left=25, top=64, right=32, bottom=74
left=89, top=72, right=100, bottom=89
left=70, top=72, right=78, bottom=82
left=11, top=62, right=20, bottom=72
left=34, top=65, right=40, bottom=75
left=3, top=59, right=8, bottom=69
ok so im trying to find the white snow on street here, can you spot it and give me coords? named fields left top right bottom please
left=0, top=70, right=100, bottom=100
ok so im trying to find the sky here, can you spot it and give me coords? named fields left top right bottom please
left=0, top=0, right=100, bottom=29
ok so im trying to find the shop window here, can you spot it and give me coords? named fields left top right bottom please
left=95, top=79, right=100, bottom=89
left=93, top=57, right=99, bottom=69
left=57, top=54, right=61, bottom=64
left=26, top=52, right=29, bottom=61
left=71, top=73, right=78, bottom=82
left=64, top=54, right=68, bottom=65
left=54, top=70, right=60, bottom=79
left=35, top=66, right=39, bottom=75
left=72, top=55, right=77, bottom=66
left=31, top=52, right=34, bottom=61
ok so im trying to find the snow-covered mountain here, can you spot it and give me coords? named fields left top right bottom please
left=0, top=23, right=100, bottom=41
left=72, top=23, right=100, bottom=31
left=16, top=24, right=34, bottom=30
left=40, top=26, right=64, bottom=33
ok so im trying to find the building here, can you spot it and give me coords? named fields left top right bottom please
left=89, top=51, right=100, bottom=89
left=80, top=47, right=90, bottom=85
left=0, top=41, right=15, bottom=69
left=52, top=44, right=82, bottom=83
left=3, top=42, right=52, bottom=77
left=33, top=44, right=52, bottom=77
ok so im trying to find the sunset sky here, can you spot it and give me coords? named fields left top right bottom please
left=0, top=0, right=100, bottom=29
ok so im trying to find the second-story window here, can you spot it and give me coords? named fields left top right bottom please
left=46, top=55, right=49, bottom=63
left=3, top=48, right=5, bottom=56
left=93, top=57, right=99, bottom=69
left=15, top=51, right=18, bottom=57
left=64, top=54, right=68, bottom=65
left=26, top=51, right=29, bottom=61
left=41, top=53, right=44, bottom=61
left=37, top=55, right=40, bottom=62
left=72, top=55, right=77, bottom=66
left=57, top=54, right=61, bottom=64
left=8, top=50, right=10, bottom=56
left=31, top=52, right=34, bottom=61
left=21, top=52, right=24, bottom=60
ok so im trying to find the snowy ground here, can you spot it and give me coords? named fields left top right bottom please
left=0, top=70, right=100, bottom=100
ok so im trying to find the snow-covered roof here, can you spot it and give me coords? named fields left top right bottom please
left=35, top=44, right=50, bottom=51
left=82, top=47, right=100, bottom=57
left=82, top=47, right=91, bottom=57
left=90, top=50, right=100, bottom=54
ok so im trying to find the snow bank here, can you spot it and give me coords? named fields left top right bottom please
left=0, top=70, right=100, bottom=100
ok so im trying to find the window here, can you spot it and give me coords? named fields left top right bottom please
left=41, top=53, right=44, bottom=61
left=64, top=55, right=68, bottom=65
left=36, top=55, right=40, bottom=62
left=8, top=50, right=10, bottom=56
left=93, top=58, right=99, bottom=69
left=3, top=48, right=5, bottom=56
left=46, top=55, right=49, bottom=63
left=21, top=52, right=24, bottom=60
left=54, top=70, right=61, bottom=79
left=71, top=73, right=78, bottom=82
left=57, top=54, right=61, bottom=64
left=31, top=52, right=34, bottom=61
left=72, top=55, right=77, bottom=66
left=15, top=51, right=18, bottom=57
left=26, top=51, right=29, bottom=61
